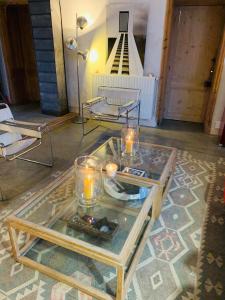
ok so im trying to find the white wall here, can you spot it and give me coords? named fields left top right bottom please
left=60, top=0, right=168, bottom=117
left=106, top=3, right=134, bottom=37
left=106, top=1, right=149, bottom=38
left=211, top=58, right=225, bottom=135
left=144, top=0, right=167, bottom=78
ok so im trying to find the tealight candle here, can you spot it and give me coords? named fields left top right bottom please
left=106, top=163, right=118, bottom=177
left=128, top=128, right=135, bottom=137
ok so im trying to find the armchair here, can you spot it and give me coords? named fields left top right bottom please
left=81, top=86, right=141, bottom=135
left=0, top=103, right=54, bottom=200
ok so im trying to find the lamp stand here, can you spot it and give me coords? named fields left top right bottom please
left=73, top=13, right=87, bottom=124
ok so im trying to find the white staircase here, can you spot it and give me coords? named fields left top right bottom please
left=106, top=33, right=143, bottom=76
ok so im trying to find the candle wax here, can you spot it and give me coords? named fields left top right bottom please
left=83, top=173, right=94, bottom=200
left=125, top=135, right=133, bottom=154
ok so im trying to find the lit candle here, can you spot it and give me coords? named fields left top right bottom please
left=83, top=168, right=94, bottom=200
left=106, top=163, right=118, bottom=177
left=128, top=128, right=135, bottom=137
left=125, top=134, right=133, bottom=154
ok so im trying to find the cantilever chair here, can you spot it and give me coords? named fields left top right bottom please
left=0, top=103, right=54, bottom=200
left=81, top=86, right=141, bottom=135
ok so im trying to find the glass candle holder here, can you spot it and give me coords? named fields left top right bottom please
left=121, top=126, right=139, bottom=157
left=74, top=156, right=102, bottom=207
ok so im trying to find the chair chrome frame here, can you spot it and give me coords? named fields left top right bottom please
left=0, top=119, right=54, bottom=167
left=81, top=87, right=141, bottom=136
left=0, top=104, right=54, bottom=200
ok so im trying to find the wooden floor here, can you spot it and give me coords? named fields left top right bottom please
left=0, top=105, right=224, bottom=201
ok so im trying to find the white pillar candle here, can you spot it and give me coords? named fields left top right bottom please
left=106, top=163, right=118, bottom=177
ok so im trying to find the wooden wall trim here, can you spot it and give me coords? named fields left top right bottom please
left=204, top=25, right=225, bottom=133
left=50, top=0, right=67, bottom=113
left=156, top=0, right=174, bottom=123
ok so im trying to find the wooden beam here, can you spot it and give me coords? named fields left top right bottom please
left=156, top=0, right=174, bottom=123
left=49, top=0, right=68, bottom=113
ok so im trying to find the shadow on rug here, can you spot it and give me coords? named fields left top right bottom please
left=195, top=157, right=225, bottom=300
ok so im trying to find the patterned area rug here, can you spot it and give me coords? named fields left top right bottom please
left=195, top=156, right=225, bottom=299
left=0, top=147, right=222, bottom=300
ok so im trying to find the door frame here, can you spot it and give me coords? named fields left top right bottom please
left=156, top=0, right=225, bottom=133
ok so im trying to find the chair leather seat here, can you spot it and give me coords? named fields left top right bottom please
left=0, top=138, right=37, bottom=157
left=89, top=101, right=120, bottom=116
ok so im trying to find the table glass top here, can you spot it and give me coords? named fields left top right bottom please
left=16, top=171, right=152, bottom=255
left=91, top=137, right=173, bottom=182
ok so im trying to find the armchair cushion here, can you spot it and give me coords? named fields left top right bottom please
left=0, top=120, right=46, bottom=139
left=86, top=96, right=105, bottom=105
left=87, top=87, right=140, bottom=119
left=0, top=132, right=21, bottom=147
left=0, top=137, right=37, bottom=157
left=89, top=100, right=120, bottom=117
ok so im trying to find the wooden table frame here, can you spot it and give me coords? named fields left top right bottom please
left=6, top=140, right=176, bottom=300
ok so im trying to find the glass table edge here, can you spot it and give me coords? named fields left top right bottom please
left=6, top=172, right=156, bottom=264
left=90, top=136, right=177, bottom=154
left=90, top=136, right=177, bottom=186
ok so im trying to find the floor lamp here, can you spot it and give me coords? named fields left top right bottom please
left=65, top=14, right=88, bottom=124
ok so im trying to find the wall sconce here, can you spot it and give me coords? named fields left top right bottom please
left=78, top=50, right=89, bottom=61
left=65, top=37, right=77, bottom=51
left=65, top=38, right=89, bottom=61
left=89, top=49, right=98, bottom=63
left=77, top=16, right=88, bottom=30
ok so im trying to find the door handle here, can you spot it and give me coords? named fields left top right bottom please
left=204, top=80, right=212, bottom=88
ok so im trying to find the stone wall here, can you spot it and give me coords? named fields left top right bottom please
left=28, top=0, right=68, bottom=116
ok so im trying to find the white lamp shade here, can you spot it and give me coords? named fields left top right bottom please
left=65, top=37, right=78, bottom=50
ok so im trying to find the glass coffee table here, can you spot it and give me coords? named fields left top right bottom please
left=6, top=138, right=176, bottom=300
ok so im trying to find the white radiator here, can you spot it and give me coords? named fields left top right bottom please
left=92, top=74, right=158, bottom=126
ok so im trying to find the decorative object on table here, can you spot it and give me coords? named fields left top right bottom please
left=121, top=125, right=139, bottom=157
left=65, top=14, right=89, bottom=124
left=74, top=156, right=102, bottom=207
left=105, top=162, right=118, bottom=178
left=122, top=167, right=145, bottom=177
left=68, top=214, right=118, bottom=240
left=103, top=177, right=149, bottom=202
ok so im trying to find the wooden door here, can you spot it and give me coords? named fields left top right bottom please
left=2, top=4, right=40, bottom=104
left=164, top=6, right=225, bottom=122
